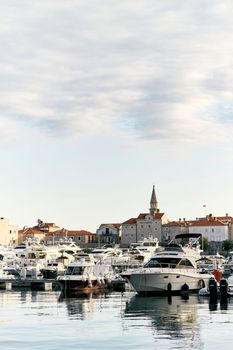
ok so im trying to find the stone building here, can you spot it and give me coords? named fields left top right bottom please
left=18, top=227, right=46, bottom=244
left=121, top=186, right=168, bottom=247
left=96, top=223, right=121, bottom=245
left=162, top=219, right=190, bottom=243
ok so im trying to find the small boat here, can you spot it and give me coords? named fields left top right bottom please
left=57, top=253, right=113, bottom=295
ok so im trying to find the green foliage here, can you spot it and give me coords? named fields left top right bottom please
left=201, top=237, right=209, bottom=252
left=222, top=240, right=233, bottom=252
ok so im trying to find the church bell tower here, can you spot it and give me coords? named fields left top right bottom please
left=149, top=185, right=158, bottom=216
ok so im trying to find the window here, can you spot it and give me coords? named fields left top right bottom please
left=65, top=266, right=84, bottom=276
left=212, top=228, right=214, bottom=232
left=179, top=259, right=194, bottom=267
left=145, top=257, right=181, bottom=268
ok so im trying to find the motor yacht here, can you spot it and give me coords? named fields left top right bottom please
left=91, top=245, right=123, bottom=262
left=57, top=253, right=114, bottom=295
left=121, top=233, right=213, bottom=295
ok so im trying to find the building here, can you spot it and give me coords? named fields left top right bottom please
left=18, top=227, right=46, bottom=244
left=33, top=219, right=60, bottom=233
left=188, top=215, right=229, bottom=242
left=216, top=214, right=233, bottom=240
left=0, top=217, right=18, bottom=246
left=121, top=186, right=168, bottom=247
left=45, top=229, right=98, bottom=248
left=96, top=223, right=121, bottom=245
left=18, top=219, right=61, bottom=244
left=162, top=219, right=190, bottom=243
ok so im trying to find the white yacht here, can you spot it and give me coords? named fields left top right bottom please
left=91, top=245, right=123, bottom=262
left=57, top=253, right=114, bottom=295
left=122, top=234, right=213, bottom=295
left=128, top=237, right=160, bottom=263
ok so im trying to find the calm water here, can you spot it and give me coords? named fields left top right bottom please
left=0, top=289, right=232, bottom=349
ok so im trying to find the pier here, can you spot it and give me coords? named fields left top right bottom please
left=0, top=278, right=58, bottom=291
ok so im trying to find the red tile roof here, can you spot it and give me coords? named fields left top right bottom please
left=217, top=216, right=233, bottom=223
left=163, top=221, right=189, bottom=227
left=46, top=230, right=96, bottom=237
left=19, top=228, right=45, bottom=235
left=190, top=219, right=226, bottom=227
left=137, top=213, right=148, bottom=219
left=123, top=212, right=165, bottom=225
left=33, top=222, right=60, bottom=230
left=122, top=218, right=137, bottom=225
left=154, top=213, right=165, bottom=219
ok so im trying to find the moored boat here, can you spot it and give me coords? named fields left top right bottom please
left=121, top=233, right=213, bottom=295
left=57, top=253, right=113, bottom=295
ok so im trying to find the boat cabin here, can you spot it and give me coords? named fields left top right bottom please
left=144, top=256, right=195, bottom=269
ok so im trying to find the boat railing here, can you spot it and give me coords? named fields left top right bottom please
left=142, top=266, right=198, bottom=273
left=144, top=262, right=178, bottom=269
left=164, top=245, right=184, bottom=253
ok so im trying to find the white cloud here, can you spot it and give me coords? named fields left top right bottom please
left=0, top=0, right=232, bottom=144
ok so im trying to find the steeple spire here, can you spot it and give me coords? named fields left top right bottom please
left=149, top=185, right=158, bottom=215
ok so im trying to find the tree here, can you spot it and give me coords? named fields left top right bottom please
left=222, top=240, right=233, bottom=254
left=201, top=237, right=209, bottom=252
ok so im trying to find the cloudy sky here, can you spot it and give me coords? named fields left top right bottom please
left=0, top=0, right=232, bottom=231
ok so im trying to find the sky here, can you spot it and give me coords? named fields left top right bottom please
left=0, top=0, right=233, bottom=232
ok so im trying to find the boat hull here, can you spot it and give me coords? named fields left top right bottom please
left=58, top=277, right=108, bottom=294
left=125, top=268, right=211, bottom=295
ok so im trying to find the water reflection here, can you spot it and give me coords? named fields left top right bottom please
left=124, top=294, right=201, bottom=344
left=208, top=296, right=229, bottom=311
left=58, top=290, right=109, bottom=320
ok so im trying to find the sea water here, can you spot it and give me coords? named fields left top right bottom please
left=0, top=289, right=232, bottom=350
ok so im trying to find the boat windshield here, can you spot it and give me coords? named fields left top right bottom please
left=141, top=242, right=157, bottom=247
left=65, top=266, right=84, bottom=275
left=144, top=257, right=194, bottom=268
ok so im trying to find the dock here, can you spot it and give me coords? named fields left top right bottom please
left=0, top=278, right=59, bottom=291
